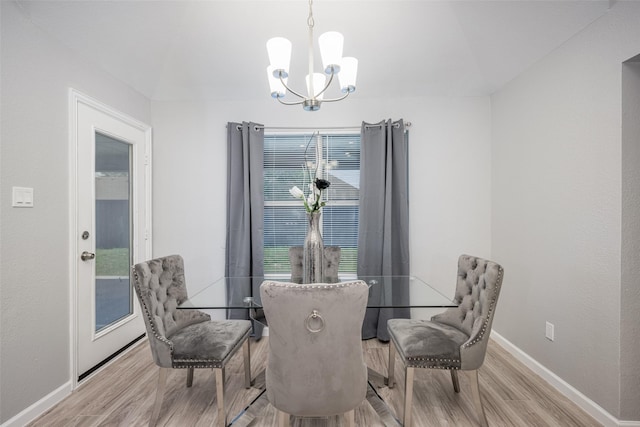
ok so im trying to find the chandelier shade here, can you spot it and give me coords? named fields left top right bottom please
left=266, top=37, right=292, bottom=77
left=267, top=66, right=287, bottom=98
left=338, top=57, right=358, bottom=93
left=265, top=0, right=357, bottom=111
left=318, top=31, right=344, bottom=74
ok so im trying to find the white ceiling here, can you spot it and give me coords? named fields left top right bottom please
left=14, top=0, right=613, bottom=102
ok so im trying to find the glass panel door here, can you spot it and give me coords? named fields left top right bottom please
left=75, top=95, right=147, bottom=381
left=94, top=133, right=132, bottom=332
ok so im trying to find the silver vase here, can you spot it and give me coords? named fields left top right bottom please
left=303, top=211, right=324, bottom=284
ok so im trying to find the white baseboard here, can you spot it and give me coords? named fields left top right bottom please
left=491, top=331, right=640, bottom=427
left=1, top=381, right=72, bottom=427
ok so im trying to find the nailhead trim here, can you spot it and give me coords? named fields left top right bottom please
left=263, top=280, right=363, bottom=289
left=407, top=364, right=461, bottom=370
left=173, top=360, right=224, bottom=369
left=404, top=354, right=461, bottom=369
left=406, top=356, right=459, bottom=361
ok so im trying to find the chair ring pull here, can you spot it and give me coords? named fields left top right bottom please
left=305, top=310, right=325, bottom=333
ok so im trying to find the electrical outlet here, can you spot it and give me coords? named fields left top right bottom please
left=545, top=321, right=555, bottom=341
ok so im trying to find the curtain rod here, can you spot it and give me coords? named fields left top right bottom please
left=230, top=122, right=411, bottom=132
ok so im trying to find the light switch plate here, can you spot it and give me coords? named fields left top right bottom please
left=12, top=186, right=34, bottom=208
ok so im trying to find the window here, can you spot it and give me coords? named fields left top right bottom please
left=264, top=132, right=360, bottom=276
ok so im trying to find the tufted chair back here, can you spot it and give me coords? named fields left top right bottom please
left=431, top=254, right=504, bottom=369
left=289, top=246, right=341, bottom=283
left=132, top=254, right=210, bottom=367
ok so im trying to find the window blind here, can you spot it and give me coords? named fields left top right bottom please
left=264, top=132, right=360, bottom=275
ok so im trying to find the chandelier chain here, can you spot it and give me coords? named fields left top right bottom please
left=307, top=0, right=315, bottom=28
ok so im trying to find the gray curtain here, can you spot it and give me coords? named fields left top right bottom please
left=225, top=121, right=265, bottom=337
left=358, top=119, right=410, bottom=341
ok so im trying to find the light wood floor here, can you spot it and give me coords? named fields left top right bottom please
left=29, top=337, right=601, bottom=426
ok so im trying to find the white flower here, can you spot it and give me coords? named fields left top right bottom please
left=290, top=169, right=330, bottom=213
left=289, top=186, right=305, bottom=199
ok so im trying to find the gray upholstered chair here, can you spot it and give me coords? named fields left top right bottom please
left=387, top=254, right=504, bottom=427
left=288, top=246, right=341, bottom=283
left=132, top=255, right=252, bottom=427
left=260, top=280, right=369, bottom=426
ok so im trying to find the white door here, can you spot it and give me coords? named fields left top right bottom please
left=73, top=93, right=151, bottom=381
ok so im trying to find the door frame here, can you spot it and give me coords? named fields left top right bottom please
left=68, top=88, right=152, bottom=388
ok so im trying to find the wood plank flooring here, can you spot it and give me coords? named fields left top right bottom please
left=28, top=338, right=601, bottom=426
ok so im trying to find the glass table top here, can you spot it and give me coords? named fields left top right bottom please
left=178, top=275, right=456, bottom=310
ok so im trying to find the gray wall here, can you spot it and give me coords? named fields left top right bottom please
left=621, top=58, right=640, bottom=421
left=492, top=1, right=640, bottom=420
left=0, top=2, right=150, bottom=422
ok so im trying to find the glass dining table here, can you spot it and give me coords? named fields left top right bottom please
left=178, top=275, right=456, bottom=314
left=177, top=275, right=456, bottom=426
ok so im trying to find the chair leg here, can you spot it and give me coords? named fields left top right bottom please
left=403, top=367, right=415, bottom=427
left=214, top=368, right=226, bottom=427
left=276, top=409, right=290, bottom=427
left=388, top=341, right=396, bottom=388
left=186, top=367, right=194, bottom=387
left=468, top=369, right=489, bottom=427
left=243, top=338, right=251, bottom=388
left=344, top=409, right=355, bottom=427
left=149, top=367, right=169, bottom=427
left=450, top=369, right=460, bottom=393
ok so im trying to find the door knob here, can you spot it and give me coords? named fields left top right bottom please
left=81, top=251, right=96, bottom=261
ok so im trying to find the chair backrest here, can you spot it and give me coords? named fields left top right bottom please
left=260, top=280, right=368, bottom=417
left=289, top=246, right=341, bottom=283
left=132, top=255, right=210, bottom=367
left=431, top=254, right=504, bottom=369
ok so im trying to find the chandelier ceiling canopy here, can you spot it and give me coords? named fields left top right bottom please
left=266, top=0, right=358, bottom=111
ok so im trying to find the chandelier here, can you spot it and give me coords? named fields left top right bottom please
left=266, top=0, right=358, bottom=111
